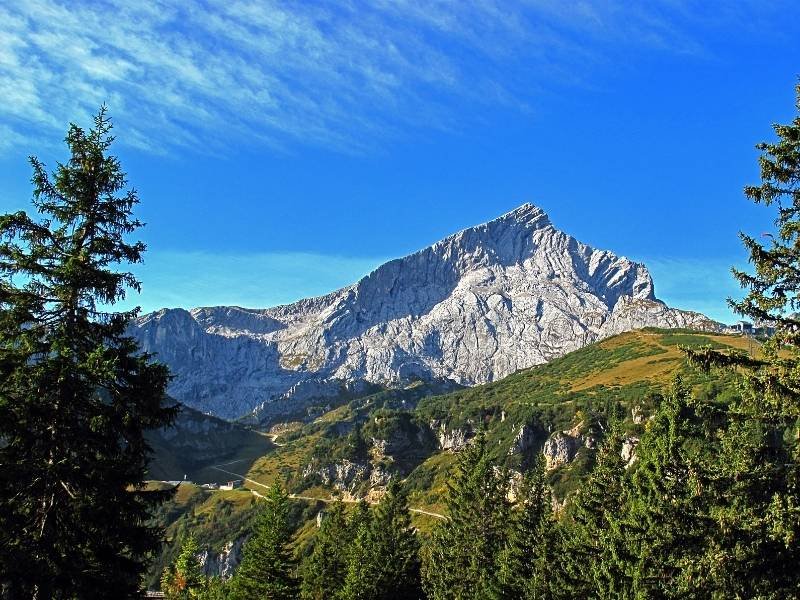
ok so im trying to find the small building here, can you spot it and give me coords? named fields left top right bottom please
left=733, top=320, right=754, bottom=334
left=220, top=480, right=243, bottom=491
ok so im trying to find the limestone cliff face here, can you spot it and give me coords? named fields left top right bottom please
left=131, top=204, right=721, bottom=420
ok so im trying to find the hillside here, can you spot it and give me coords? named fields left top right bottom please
left=148, top=327, right=754, bottom=581
left=147, top=404, right=274, bottom=484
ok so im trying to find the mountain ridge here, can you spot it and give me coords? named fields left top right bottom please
left=131, top=204, right=720, bottom=419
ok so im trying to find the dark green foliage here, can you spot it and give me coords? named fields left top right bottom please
left=145, top=488, right=262, bottom=591
left=606, top=379, right=713, bottom=597
left=734, top=82, right=800, bottom=343
left=698, top=409, right=800, bottom=598
left=493, top=456, right=552, bottom=600
left=197, top=577, right=230, bottom=600
left=553, top=423, right=627, bottom=598
left=300, top=503, right=351, bottom=600
left=0, top=108, right=175, bottom=598
left=683, top=81, right=800, bottom=597
left=347, top=499, right=372, bottom=533
left=339, top=481, right=422, bottom=600
left=228, top=484, right=298, bottom=600
left=421, top=433, right=510, bottom=600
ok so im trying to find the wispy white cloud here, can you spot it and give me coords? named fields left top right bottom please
left=117, top=250, right=387, bottom=313
left=0, top=0, right=786, bottom=156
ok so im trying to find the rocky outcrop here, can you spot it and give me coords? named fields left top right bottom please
left=508, top=423, right=538, bottom=456
left=542, top=422, right=599, bottom=470
left=130, top=204, right=722, bottom=420
left=198, top=538, right=244, bottom=579
left=542, top=431, right=583, bottom=470
left=433, top=421, right=473, bottom=452
left=506, top=469, right=524, bottom=503
left=621, top=436, right=640, bottom=468
left=599, top=296, right=721, bottom=338
left=302, top=459, right=391, bottom=495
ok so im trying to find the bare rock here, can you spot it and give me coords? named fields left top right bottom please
left=198, top=537, right=244, bottom=580
left=433, top=421, right=472, bottom=452
left=543, top=431, right=583, bottom=470
left=509, top=423, right=537, bottom=456
left=130, top=204, right=722, bottom=420
left=621, top=436, right=640, bottom=468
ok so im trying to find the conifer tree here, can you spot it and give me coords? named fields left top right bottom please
left=199, top=578, right=229, bottom=600
left=0, top=108, right=175, bottom=598
left=228, top=484, right=298, bottom=600
left=339, top=481, right=422, bottom=600
left=685, top=81, right=800, bottom=597
left=697, top=404, right=800, bottom=598
left=606, top=378, right=713, bottom=598
left=421, top=432, right=510, bottom=600
left=347, top=499, right=371, bottom=534
left=300, top=502, right=351, bottom=600
left=553, top=422, right=627, bottom=598
left=161, top=535, right=207, bottom=599
left=492, top=456, right=552, bottom=600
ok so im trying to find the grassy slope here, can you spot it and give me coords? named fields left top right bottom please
left=147, top=328, right=755, bottom=584
left=408, top=328, right=752, bottom=504
left=188, top=329, right=754, bottom=511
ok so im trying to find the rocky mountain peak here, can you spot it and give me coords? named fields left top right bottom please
left=130, top=204, right=719, bottom=420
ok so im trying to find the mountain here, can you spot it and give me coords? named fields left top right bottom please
left=146, top=404, right=273, bottom=483
left=131, top=204, right=720, bottom=420
left=147, top=327, right=751, bottom=587
left=251, top=328, right=751, bottom=509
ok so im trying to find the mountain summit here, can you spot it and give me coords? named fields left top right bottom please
left=131, top=204, right=719, bottom=419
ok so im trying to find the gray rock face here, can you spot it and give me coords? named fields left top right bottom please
left=302, top=459, right=391, bottom=495
left=621, top=436, right=641, bottom=468
left=542, top=431, right=583, bottom=470
left=131, top=204, right=721, bottom=420
left=198, top=538, right=244, bottom=580
left=432, top=420, right=473, bottom=452
left=599, top=296, right=719, bottom=337
left=508, top=424, right=538, bottom=456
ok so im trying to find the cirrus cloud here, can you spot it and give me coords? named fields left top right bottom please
left=0, top=0, right=790, bottom=156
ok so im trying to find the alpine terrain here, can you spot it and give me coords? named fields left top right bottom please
left=131, top=204, right=719, bottom=420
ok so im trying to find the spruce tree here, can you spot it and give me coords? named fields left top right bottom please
left=421, top=432, right=510, bottom=600
left=606, top=378, right=714, bottom=598
left=228, top=484, right=298, bottom=600
left=161, top=535, right=207, bottom=599
left=300, top=502, right=351, bottom=600
left=492, top=456, right=552, bottom=600
left=697, top=405, right=800, bottom=598
left=553, top=422, right=627, bottom=598
left=685, top=81, right=800, bottom=597
left=0, top=108, right=175, bottom=598
left=347, top=499, right=371, bottom=534
left=339, top=481, right=422, bottom=600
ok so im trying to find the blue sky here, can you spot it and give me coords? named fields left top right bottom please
left=1, top=1, right=799, bottom=322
